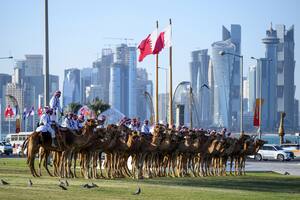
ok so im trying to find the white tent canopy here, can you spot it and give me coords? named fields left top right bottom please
left=100, top=108, right=125, bottom=125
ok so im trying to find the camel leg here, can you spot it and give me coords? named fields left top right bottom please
left=44, top=151, right=54, bottom=176
left=38, top=148, right=44, bottom=176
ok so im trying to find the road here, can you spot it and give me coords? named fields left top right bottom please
left=1, top=155, right=300, bottom=176
left=245, top=159, right=300, bottom=176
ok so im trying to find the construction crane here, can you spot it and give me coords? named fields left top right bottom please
left=103, top=37, right=134, bottom=45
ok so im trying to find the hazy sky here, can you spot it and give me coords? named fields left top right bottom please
left=0, top=0, right=299, bottom=101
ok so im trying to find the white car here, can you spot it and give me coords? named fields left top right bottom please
left=254, top=144, right=294, bottom=161
left=0, top=141, right=13, bottom=155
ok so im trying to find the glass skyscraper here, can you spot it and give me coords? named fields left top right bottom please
left=275, top=24, right=296, bottom=129
left=210, top=24, right=241, bottom=129
left=63, top=68, right=81, bottom=107
left=189, top=49, right=210, bottom=127
left=211, top=39, right=235, bottom=127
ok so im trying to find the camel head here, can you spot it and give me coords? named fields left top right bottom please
left=253, top=139, right=266, bottom=153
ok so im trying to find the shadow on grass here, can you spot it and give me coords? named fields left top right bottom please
left=119, top=172, right=300, bottom=194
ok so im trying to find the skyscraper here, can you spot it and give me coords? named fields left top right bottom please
left=24, top=55, right=43, bottom=76
left=63, top=68, right=80, bottom=107
left=211, top=39, right=235, bottom=128
left=260, top=25, right=279, bottom=131
left=223, top=25, right=241, bottom=130
left=92, top=48, right=113, bottom=104
left=275, top=24, right=296, bottom=129
left=189, top=49, right=210, bottom=127
left=128, top=47, right=137, bottom=118
left=80, top=68, right=92, bottom=104
left=109, top=44, right=136, bottom=117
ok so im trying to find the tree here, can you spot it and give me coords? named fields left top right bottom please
left=67, top=102, right=82, bottom=114
left=88, top=97, right=110, bottom=116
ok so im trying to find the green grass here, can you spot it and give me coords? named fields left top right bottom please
left=0, top=158, right=300, bottom=200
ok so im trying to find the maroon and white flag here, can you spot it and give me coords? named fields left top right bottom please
left=153, top=24, right=172, bottom=54
left=137, top=29, right=158, bottom=62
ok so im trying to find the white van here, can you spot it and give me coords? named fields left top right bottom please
left=5, top=132, right=32, bottom=155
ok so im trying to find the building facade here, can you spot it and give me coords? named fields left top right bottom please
left=189, top=49, right=210, bottom=127
left=109, top=44, right=136, bottom=117
left=276, top=24, right=296, bottom=130
left=260, top=25, right=279, bottom=131
left=63, top=68, right=80, bottom=107
left=211, top=39, right=235, bottom=128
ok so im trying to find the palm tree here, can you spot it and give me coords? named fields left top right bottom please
left=67, top=102, right=82, bottom=114
left=88, top=97, right=110, bottom=116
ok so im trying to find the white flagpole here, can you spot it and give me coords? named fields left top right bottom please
left=25, top=116, right=27, bottom=132
left=33, top=86, right=36, bottom=131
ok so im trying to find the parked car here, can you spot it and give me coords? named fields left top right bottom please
left=0, top=141, right=13, bottom=155
left=280, top=144, right=300, bottom=158
left=254, top=144, right=294, bottom=161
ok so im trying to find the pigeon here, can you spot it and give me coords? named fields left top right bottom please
left=28, top=179, right=33, bottom=187
left=65, top=180, right=69, bottom=187
left=59, top=179, right=65, bottom=186
left=91, top=182, right=98, bottom=188
left=82, top=183, right=93, bottom=189
left=1, top=179, right=9, bottom=185
left=58, top=183, right=68, bottom=190
left=133, top=187, right=141, bottom=195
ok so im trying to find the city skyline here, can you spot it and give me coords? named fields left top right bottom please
left=0, top=0, right=299, bottom=100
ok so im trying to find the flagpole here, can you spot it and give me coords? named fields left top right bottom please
left=155, top=20, right=159, bottom=123
left=168, top=18, right=173, bottom=127
left=33, top=87, right=36, bottom=131
left=8, top=116, right=11, bottom=134
left=0, top=99, right=2, bottom=140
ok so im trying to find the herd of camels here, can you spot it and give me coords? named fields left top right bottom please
left=22, top=119, right=266, bottom=179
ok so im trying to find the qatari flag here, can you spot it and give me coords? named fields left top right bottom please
left=137, top=28, right=157, bottom=62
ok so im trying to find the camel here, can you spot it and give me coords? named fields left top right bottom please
left=23, top=119, right=97, bottom=177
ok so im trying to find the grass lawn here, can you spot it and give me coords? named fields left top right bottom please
left=0, top=158, right=299, bottom=200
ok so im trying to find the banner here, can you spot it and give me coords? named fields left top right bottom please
left=253, top=98, right=264, bottom=127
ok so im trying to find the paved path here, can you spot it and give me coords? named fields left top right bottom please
left=245, top=160, right=300, bottom=176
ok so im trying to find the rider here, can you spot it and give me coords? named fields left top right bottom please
left=141, top=119, right=151, bottom=135
left=36, top=106, right=56, bottom=147
left=96, top=115, right=106, bottom=128
left=129, top=118, right=139, bottom=131
left=72, top=114, right=79, bottom=130
left=77, top=114, right=85, bottom=129
left=61, top=112, right=75, bottom=129
left=49, top=90, right=63, bottom=122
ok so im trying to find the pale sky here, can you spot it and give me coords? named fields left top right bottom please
left=0, top=0, right=299, bottom=102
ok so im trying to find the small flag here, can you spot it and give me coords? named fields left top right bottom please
left=26, top=106, right=34, bottom=117
left=22, top=108, right=27, bottom=121
left=4, top=105, right=14, bottom=118
left=38, top=107, right=43, bottom=117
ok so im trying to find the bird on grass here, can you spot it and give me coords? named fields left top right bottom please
left=58, top=183, right=68, bottom=190
left=133, top=187, right=141, bottom=195
left=65, top=180, right=69, bottom=187
left=1, top=179, right=9, bottom=185
left=28, top=179, right=33, bottom=187
left=91, top=182, right=98, bottom=188
left=82, top=183, right=94, bottom=189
